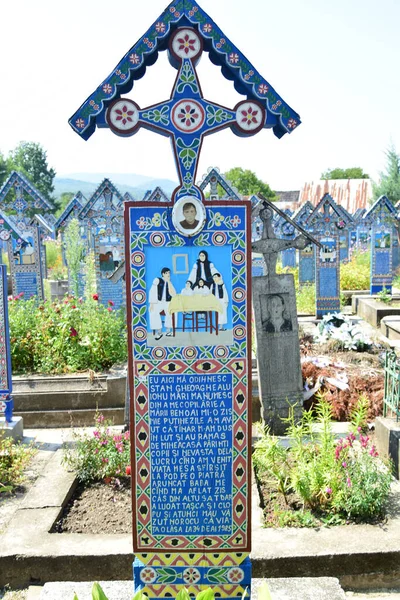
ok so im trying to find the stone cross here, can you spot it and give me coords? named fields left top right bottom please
left=251, top=201, right=311, bottom=276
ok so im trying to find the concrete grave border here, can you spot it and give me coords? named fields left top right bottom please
left=1, top=444, right=400, bottom=590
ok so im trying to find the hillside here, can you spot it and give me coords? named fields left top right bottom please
left=54, top=172, right=177, bottom=200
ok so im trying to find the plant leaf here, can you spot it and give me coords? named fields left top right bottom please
left=92, top=582, right=109, bottom=600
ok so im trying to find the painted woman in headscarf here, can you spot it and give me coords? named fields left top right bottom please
left=189, top=250, right=217, bottom=288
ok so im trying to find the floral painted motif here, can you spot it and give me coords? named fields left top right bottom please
left=155, top=22, right=166, bottom=33
left=176, top=61, right=199, bottom=94
left=129, top=53, right=141, bottom=65
left=172, top=100, right=204, bottom=133
left=231, top=215, right=241, bottom=228
left=206, top=105, right=233, bottom=127
left=183, top=568, right=201, bottom=584
left=140, top=567, right=157, bottom=583
left=203, top=23, right=212, bottom=33
left=241, top=106, right=259, bottom=126
left=75, top=118, right=85, bottom=129
left=258, top=83, right=269, bottom=94
left=229, top=53, right=240, bottom=64
left=287, top=118, right=298, bottom=129
left=102, top=84, right=113, bottom=95
left=227, top=567, right=244, bottom=583
left=178, top=104, right=199, bottom=127
left=178, top=33, right=197, bottom=54
left=142, top=105, right=170, bottom=126
left=114, top=105, right=134, bottom=125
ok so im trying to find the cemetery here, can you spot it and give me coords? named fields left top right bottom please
left=1, top=1, right=400, bottom=600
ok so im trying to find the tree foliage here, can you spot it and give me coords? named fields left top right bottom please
left=321, top=167, right=369, bottom=180
left=0, top=152, right=8, bottom=188
left=7, top=141, right=56, bottom=202
left=224, top=167, right=276, bottom=200
left=372, top=146, right=400, bottom=204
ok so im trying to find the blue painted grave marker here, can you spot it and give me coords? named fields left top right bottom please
left=70, top=0, right=301, bottom=596
left=364, top=196, right=397, bottom=294
left=306, top=194, right=353, bottom=317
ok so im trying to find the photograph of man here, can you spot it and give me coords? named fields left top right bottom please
left=210, top=272, right=229, bottom=331
left=149, top=267, right=176, bottom=340
left=179, top=202, right=199, bottom=230
left=262, top=294, right=292, bottom=333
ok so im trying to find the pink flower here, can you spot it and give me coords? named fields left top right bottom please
left=108, top=300, right=115, bottom=306
left=92, top=293, right=99, bottom=301
left=107, top=307, right=113, bottom=312
left=325, top=487, right=332, bottom=495
left=347, top=477, right=352, bottom=487
left=93, top=430, right=100, bottom=438
left=126, top=465, right=131, bottom=476
left=70, top=327, right=78, bottom=338
left=96, top=414, right=105, bottom=423
left=342, top=461, right=347, bottom=468
left=102, top=457, right=109, bottom=463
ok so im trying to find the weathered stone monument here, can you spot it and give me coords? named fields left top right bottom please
left=0, top=171, right=54, bottom=300
left=70, top=0, right=301, bottom=596
left=252, top=198, right=317, bottom=433
left=306, top=194, right=353, bottom=318
left=364, top=195, right=397, bottom=294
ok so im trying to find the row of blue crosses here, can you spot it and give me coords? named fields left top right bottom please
left=100, top=27, right=266, bottom=203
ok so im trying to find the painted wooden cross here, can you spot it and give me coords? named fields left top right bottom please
left=69, top=1, right=301, bottom=208
left=69, top=2, right=302, bottom=599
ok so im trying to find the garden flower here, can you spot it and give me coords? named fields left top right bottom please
left=70, top=327, right=78, bottom=337
left=325, top=487, right=332, bottom=495
left=96, top=414, right=105, bottom=424
left=92, top=293, right=99, bottom=301
left=107, top=307, right=113, bottom=312
left=108, top=300, right=115, bottom=306
left=126, top=465, right=131, bottom=476
left=342, top=461, right=347, bottom=468
left=347, top=477, right=352, bottom=487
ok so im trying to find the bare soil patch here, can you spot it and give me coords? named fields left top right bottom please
left=52, top=478, right=132, bottom=534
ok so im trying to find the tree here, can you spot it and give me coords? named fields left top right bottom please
left=321, top=167, right=369, bottom=180
left=372, top=146, right=400, bottom=204
left=55, top=192, right=75, bottom=218
left=224, top=167, right=276, bottom=200
left=0, top=152, right=8, bottom=188
left=7, top=141, right=56, bottom=202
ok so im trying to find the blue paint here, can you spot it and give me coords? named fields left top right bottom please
left=281, top=248, right=296, bottom=268
left=375, top=252, right=390, bottom=275
left=99, top=278, right=124, bottom=310
left=15, top=272, right=38, bottom=299
left=299, top=255, right=314, bottom=283
left=319, top=267, right=338, bottom=297
left=149, top=372, right=233, bottom=536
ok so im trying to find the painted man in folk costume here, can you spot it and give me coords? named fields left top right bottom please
left=149, top=267, right=177, bottom=340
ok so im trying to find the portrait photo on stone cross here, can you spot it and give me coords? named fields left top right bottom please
left=261, top=293, right=293, bottom=334
left=146, top=245, right=233, bottom=346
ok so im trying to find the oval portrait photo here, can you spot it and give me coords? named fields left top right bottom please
left=172, top=196, right=206, bottom=238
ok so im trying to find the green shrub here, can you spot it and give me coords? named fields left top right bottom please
left=340, top=250, right=370, bottom=290
left=253, top=395, right=393, bottom=526
left=9, top=295, right=127, bottom=374
left=63, top=413, right=131, bottom=484
left=0, top=435, right=36, bottom=493
left=44, top=240, right=62, bottom=269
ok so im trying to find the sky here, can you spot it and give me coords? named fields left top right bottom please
left=1, top=0, right=399, bottom=191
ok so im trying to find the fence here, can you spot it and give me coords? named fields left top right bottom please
left=384, top=350, right=400, bottom=421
